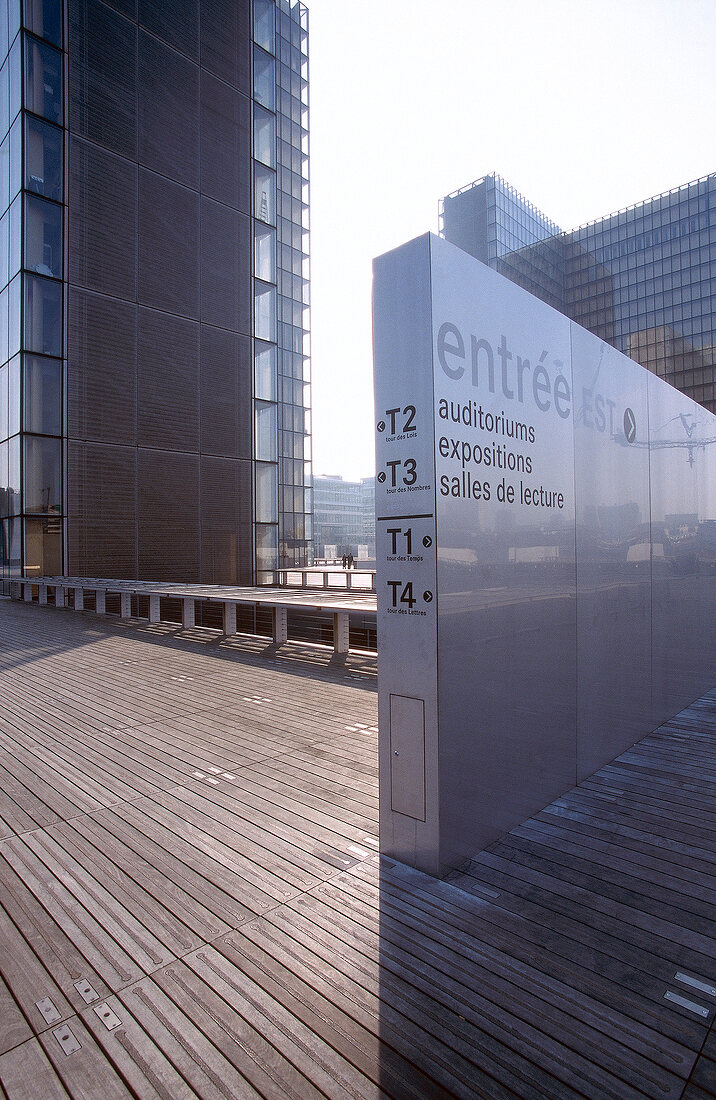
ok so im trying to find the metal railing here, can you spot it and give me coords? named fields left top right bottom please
left=274, top=568, right=376, bottom=592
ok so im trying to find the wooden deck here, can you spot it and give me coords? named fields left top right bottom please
left=0, top=596, right=714, bottom=1099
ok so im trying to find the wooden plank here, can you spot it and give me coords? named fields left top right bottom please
left=123, top=971, right=324, bottom=1100
left=0, top=859, right=110, bottom=1029
left=0, top=840, right=148, bottom=991
left=0, top=975, right=32, bottom=1056
left=79, top=993, right=204, bottom=1100
left=0, top=1039, right=71, bottom=1100
left=38, top=1015, right=134, bottom=1100
left=345, top=858, right=706, bottom=1050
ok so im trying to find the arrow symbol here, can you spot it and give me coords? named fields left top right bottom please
left=422, top=535, right=433, bottom=548
left=376, top=420, right=385, bottom=432
left=623, top=407, right=636, bottom=444
left=423, top=590, right=433, bottom=603
left=377, top=471, right=386, bottom=483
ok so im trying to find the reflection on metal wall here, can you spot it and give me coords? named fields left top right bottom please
left=373, top=233, right=716, bottom=877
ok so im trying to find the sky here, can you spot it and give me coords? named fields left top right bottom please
left=304, top=0, right=716, bottom=482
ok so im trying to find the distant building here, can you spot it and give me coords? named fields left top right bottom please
left=312, top=474, right=375, bottom=560
left=1, top=0, right=311, bottom=591
left=441, top=172, right=716, bottom=414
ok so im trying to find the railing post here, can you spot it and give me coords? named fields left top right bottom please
left=346, top=571, right=352, bottom=591
left=74, top=586, right=84, bottom=611
left=333, top=611, right=350, bottom=655
left=272, top=605, right=288, bottom=646
left=182, top=597, right=195, bottom=629
left=120, top=591, right=131, bottom=619
left=39, top=584, right=47, bottom=605
left=149, top=594, right=161, bottom=623
left=23, top=582, right=33, bottom=602
left=95, top=589, right=106, bottom=615
left=223, top=601, right=237, bottom=635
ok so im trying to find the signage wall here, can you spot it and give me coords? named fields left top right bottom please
left=373, top=234, right=716, bottom=876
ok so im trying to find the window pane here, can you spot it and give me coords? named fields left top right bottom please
left=24, top=33, right=62, bottom=123
left=9, top=192, right=20, bottom=278
left=0, top=209, right=7, bottom=288
left=254, top=279, right=275, bottom=341
left=0, top=364, right=6, bottom=439
left=254, top=340, right=276, bottom=399
left=254, top=223, right=275, bottom=282
left=25, top=115, right=61, bottom=200
left=23, top=433, right=60, bottom=512
left=8, top=272, right=20, bottom=356
left=8, top=353, right=19, bottom=435
left=7, top=432, right=19, bottom=514
left=24, top=194, right=62, bottom=277
left=0, top=437, right=5, bottom=512
left=0, top=57, right=8, bottom=138
left=23, top=0, right=61, bottom=47
left=255, top=522, right=277, bottom=571
left=9, top=114, right=20, bottom=201
left=1, top=516, right=22, bottom=576
left=23, top=353, right=60, bottom=434
left=254, top=164, right=275, bottom=225
left=24, top=273, right=60, bottom=354
left=24, top=514, right=60, bottom=575
left=0, top=134, right=9, bottom=215
left=253, top=104, right=275, bottom=167
left=8, top=36, right=20, bottom=125
left=253, top=0, right=274, bottom=52
left=253, top=46, right=274, bottom=110
left=254, top=400, right=276, bottom=460
left=8, top=0, right=21, bottom=42
left=255, top=461, right=277, bottom=522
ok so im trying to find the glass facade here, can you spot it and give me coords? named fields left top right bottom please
left=0, top=0, right=311, bottom=590
left=0, top=0, right=64, bottom=588
left=312, top=474, right=376, bottom=559
left=442, top=172, right=716, bottom=415
left=252, top=0, right=311, bottom=583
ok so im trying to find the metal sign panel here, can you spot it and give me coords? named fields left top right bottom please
left=374, top=232, right=716, bottom=877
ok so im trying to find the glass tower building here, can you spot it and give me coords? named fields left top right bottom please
left=0, top=0, right=311, bottom=591
left=442, top=172, right=716, bottom=416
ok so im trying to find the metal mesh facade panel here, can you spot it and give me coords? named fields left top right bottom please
left=137, top=169, right=199, bottom=316
left=101, top=0, right=135, bottom=18
left=137, top=449, right=200, bottom=580
left=69, top=0, right=137, bottom=158
left=200, top=197, right=251, bottom=332
left=200, top=0, right=250, bottom=92
left=138, top=31, right=199, bottom=189
left=68, top=137, right=137, bottom=298
left=200, top=455, right=252, bottom=584
left=137, top=0, right=199, bottom=59
left=67, top=288, right=137, bottom=445
left=199, top=325, right=251, bottom=458
left=137, top=308, right=199, bottom=451
left=67, top=441, right=137, bottom=576
left=200, top=71, right=250, bottom=212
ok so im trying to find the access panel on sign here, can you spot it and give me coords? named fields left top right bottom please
left=390, top=694, right=426, bottom=820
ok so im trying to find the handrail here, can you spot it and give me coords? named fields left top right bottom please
left=274, top=568, right=376, bottom=592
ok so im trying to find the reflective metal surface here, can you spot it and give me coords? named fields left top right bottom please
left=648, top=373, right=716, bottom=723
left=572, top=328, right=651, bottom=779
left=431, top=238, right=577, bottom=871
left=374, top=233, right=716, bottom=877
